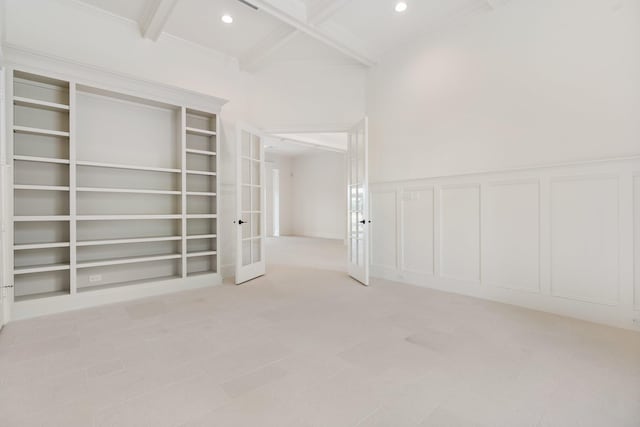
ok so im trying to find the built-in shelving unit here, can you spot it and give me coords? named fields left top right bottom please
left=8, top=68, right=223, bottom=316
left=183, top=109, right=218, bottom=277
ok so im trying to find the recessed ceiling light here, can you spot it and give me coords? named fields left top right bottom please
left=221, top=14, right=233, bottom=24
left=395, top=2, right=407, bottom=13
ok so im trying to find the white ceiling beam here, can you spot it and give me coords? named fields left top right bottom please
left=140, top=0, right=177, bottom=41
left=246, top=0, right=375, bottom=68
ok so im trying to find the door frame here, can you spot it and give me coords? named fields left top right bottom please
left=235, top=122, right=267, bottom=284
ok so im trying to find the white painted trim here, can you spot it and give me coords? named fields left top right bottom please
left=3, top=45, right=227, bottom=113
left=12, top=273, right=222, bottom=320
left=140, top=0, right=177, bottom=41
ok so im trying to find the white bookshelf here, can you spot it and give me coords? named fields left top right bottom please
left=9, top=68, right=223, bottom=315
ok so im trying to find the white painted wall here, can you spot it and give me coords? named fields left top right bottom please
left=367, top=0, right=640, bottom=330
left=291, top=151, right=346, bottom=240
left=367, top=0, right=640, bottom=182
left=265, top=153, right=293, bottom=236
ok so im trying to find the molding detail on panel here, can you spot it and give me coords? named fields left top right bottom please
left=400, top=186, right=435, bottom=277
left=549, top=175, right=620, bottom=306
left=369, top=157, right=639, bottom=330
left=482, top=179, right=540, bottom=293
left=370, top=190, right=399, bottom=271
left=439, top=184, right=481, bottom=282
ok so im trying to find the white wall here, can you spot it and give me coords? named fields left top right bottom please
left=265, top=153, right=293, bottom=236
left=367, top=0, right=640, bottom=182
left=2, top=0, right=366, bottom=277
left=367, top=0, right=640, bottom=330
left=291, top=151, right=346, bottom=240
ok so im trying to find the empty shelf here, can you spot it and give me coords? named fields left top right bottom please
left=186, top=170, right=217, bottom=176
left=185, top=127, right=216, bottom=136
left=14, top=96, right=70, bottom=112
left=13, top=126, right=70, bottom=137
left=76, top=160, right=180, bottom=174
left=187, top=234, right=217, bottom=240
left=14, top=263, right=70, bottom=275
left=77, top=215, right=182, bottom=221
left=15, top=184, right=70, bottom=191
left=15, top=290, right=69, bottom=302
left=187, top=214, right=217, bottom=219
left=77, top=187, right=181, bottom=195
left=14, top=216, right=70, bottom=222
left=186, top=149, right=216, bottom=156
left=77, top=236, right=182, bottom=246
left=14, top=242, right=70, bottom=251
left=186, top=251, right=217, bottom=258
left=77, top=254, right=182, bottom=269
left=78, top=275, right=181, bottom=293
left=14, top=155, right=70, bottom=165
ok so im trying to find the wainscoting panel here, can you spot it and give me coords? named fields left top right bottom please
left=550, top=176, right=619, bottom=305
left=482, top=180, right=540, bottom=292
left=370, top=190, right=398, bottom=271
left=369, top=157, right=640, bottom=330
left=401, top=187, right=435, bottom=277
left=440, top=185, right=481, bottom=282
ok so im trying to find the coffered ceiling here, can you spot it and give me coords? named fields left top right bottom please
left=75, top=0, right=508, bottom=71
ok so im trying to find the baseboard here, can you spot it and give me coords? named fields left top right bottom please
left=371, top=267, right=640, bottom=332
left=11, top=273, right=223, bottom=321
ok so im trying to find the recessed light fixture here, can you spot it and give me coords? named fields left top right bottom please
left=395, top=1, right=407, bottom=13
left=221, top=14, right=233, bottom=24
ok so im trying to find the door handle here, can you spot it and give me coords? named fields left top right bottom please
left=238, top=220, right=247, bottom=225
left=360, top=220, right=371, bottom=224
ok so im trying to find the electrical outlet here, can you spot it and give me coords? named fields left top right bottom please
left=89, top=275, right=102, bottom=283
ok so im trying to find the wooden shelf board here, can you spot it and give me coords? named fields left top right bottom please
left=186, top=170, right=217, bottom=176
left=14, top=216, right=70, bottom=222
left=187, top=214, right=217, bottom=219
left=186, top=271, right=217, bottom=277
left=77, top=215, right=182, bottom=221
left=186, top=234, right=217, bottom=240
left=13, top=125, right=70, bottom=137
left=77, top=254, right=182, bottom=269
left=14, top=242, right=70, bottom=251
left=15, top=184, right=70, bottom=192
left=76, top=160, right=180, bottom=174
left=77, top=236, right=182, bottom=247
left=185, top=127, right=216, bottom=136
left=186, top=149, right=216, bottom=156
left=77, top=187, right=180, bottom=195
left=14, top=263, right=70, bottom=275
left=186, top=251, right=217, bottom=258
left=186, top=192, right=217, bottom=197
left=14, top=155, right=70, bottom=165
left=14, top=96, right=70, bottom=112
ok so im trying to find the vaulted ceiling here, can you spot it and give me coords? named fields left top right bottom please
left=76, top=0, right=507, bottom=71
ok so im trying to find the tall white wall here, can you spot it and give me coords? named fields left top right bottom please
left=291, top=151, right=346, bottom=240
left=367, top=0, right=640, bottom=330
left=367, top=0, right=640, bottom=182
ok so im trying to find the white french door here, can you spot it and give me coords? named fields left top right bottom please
left=235, top=124, right=266, bottom=284
left=347, top=117, right=370, bottom=286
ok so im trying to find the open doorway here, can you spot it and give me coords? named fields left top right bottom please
left=263, top=133, right=348, bottom=273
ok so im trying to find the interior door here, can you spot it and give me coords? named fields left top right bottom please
left=347, top=117, right=370, bottom=285
left=235, top=124, right=266, bottom=284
